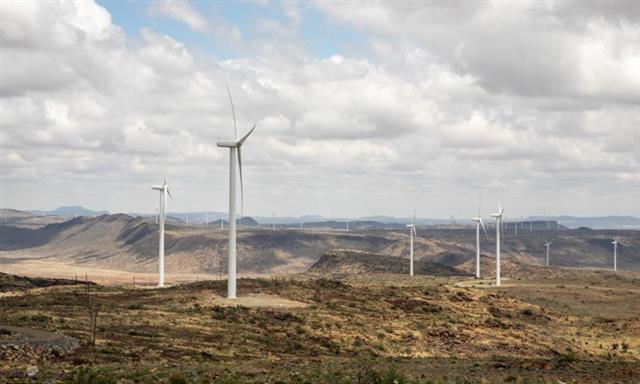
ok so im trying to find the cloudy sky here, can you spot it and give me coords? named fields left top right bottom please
left=1, top=1, right=639, bottom=219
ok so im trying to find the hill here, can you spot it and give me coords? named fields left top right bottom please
left=0, top=272, right=92, bottom=292
left=0, top=214, right=639, bottom=282
left=309, top=249, right=465, bottom=276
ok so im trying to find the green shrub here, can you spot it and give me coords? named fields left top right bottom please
left=66, top=367, right=116, bottom=384
left=169, top=373, right=188, bottom=384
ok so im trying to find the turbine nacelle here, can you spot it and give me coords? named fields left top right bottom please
left=490, top=205, right=505, bottom=218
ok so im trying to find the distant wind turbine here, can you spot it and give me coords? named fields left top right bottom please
left=406, top=214, right=417, bottom=276
left=151, top=177, right=173, bottom=288
left=490, top=203, right=505, bottom=286
left=472, top=197, right=488, bottom=279
left=544, top=240, right=552, bottom=267
left=612, top=237, right=618, bottom=271
left=217, top=86, right=256, bottom=299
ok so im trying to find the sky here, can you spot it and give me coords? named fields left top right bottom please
left=1, top=0, right=639, bottom=219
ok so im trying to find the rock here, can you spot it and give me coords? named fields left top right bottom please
left=26, top=365, right=39, bottom=377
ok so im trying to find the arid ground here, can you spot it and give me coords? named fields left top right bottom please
left=1, top=265, right=639, bottom=383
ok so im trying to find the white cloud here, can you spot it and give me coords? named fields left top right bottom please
left=147, top=0, right=208, bottom=33
left=1, top=0, right=639, bottom=217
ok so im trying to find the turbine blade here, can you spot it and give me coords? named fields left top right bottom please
left=479, top=218, right=488, bottom=237
left=237, top=125, right=256, bottom=145
left=237, top=146, right=244, bottom=217
left=226, top=85, right=238, bottom=140
left=167, top=188, right=174, bottom=201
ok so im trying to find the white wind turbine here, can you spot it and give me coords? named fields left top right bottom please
left=217, top=86, right=256, bottom=299
left=471, top=196, right=488, bottom=279
left=151, top=177, right=173, bottom=288
left=490, top=203, right=505, bottom=286
left=406, top=214, right=417, bottom=276
left=544, top=240, right=552, bottom=267
left=612, top=237, right=618, bottom=271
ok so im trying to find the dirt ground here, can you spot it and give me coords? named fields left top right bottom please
left=1, top=268, right=639, bottom=383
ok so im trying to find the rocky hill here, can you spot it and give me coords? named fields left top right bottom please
left=309, top=249, right=466, bottom=276
left=0, top=214, right=639, bottom=277
left=0, top=272, right=93, bottom=292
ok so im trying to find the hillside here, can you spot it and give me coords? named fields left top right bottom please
left=0, top=272, right=92, bottom=292
left=1, top=271, right=639, bottom=382
left=0, top=214, right=639, bottom=281
left=309, top=249, right=465, bottom=276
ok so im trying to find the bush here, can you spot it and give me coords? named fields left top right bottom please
left=521, top=308, right=534, bottom=317
left=169, top=373, right=188, bottom=384
left=364, top=366, right=408, bottom=384
left=66, top=367, right=116, bottom=384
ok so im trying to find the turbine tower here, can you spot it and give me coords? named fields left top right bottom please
left=612, top=237, right=618, bottom=271
left=151, top=177, right=173, bottom=288
left=471, top=192, right=488, bottom=279
left=217, top=86, right=256, bottom=299
left=406, top=214, right=417, bottom=276
left=544, top=240, right=552, bottom=267
left=471, top=218, right=487, bottom=279
left=490, top=204, right=505, bottom=286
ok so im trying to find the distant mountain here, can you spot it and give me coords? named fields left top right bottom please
left=1, top=213, right=639, bottom=275
left=209, top=217, right=259, bottom=226
left=30, top=206, right=107, bottom=218
left=15, top=206, right=640, bottom=229
left=532, top=216, right=640, bottom=230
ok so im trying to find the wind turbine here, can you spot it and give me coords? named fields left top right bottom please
left=544, top=240, right=552, bottom=267
left=490, top=203, right=505, bottom=286
left=406, top=214, right=417, bottom=276
left=471, top=216, right=488, bottom=280
left=612, top=237, right=618, bottom=271
left=151, top=177, right=173, bottom=288
left=217, top=86, right=256, bottom=299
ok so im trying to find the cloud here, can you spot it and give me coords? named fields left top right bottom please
left=315, top=2, right=640, bottom=103
left=1, top=0, right=639, bottom=217
left=147, top=0, right=208, bottom=33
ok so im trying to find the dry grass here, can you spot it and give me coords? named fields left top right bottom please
left=1, top=268, right=639, bottom=383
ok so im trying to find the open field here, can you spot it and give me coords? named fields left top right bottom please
left=1, top=268, right=639, bottom=383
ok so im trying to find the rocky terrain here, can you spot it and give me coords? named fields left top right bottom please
left=0, top=270, right=638, bottom=383
left=309, top=249, right=466, bottom=276
left=0, top=272, right=93, bottom=293
left=0, top=212, right=639, bottom=283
